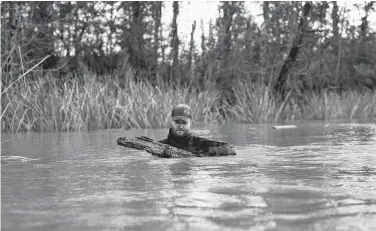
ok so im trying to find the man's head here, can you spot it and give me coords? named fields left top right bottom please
left=170, top=104, right=192, bottom=136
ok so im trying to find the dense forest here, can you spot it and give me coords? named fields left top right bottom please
left=1, top=1, right=376, bottom=132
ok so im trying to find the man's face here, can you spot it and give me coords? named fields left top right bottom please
left=171, top=119, right=192, bottom=136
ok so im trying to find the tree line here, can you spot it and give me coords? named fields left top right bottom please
left=2, top=1, right=376, bottom=102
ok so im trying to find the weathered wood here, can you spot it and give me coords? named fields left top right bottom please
left=117, top=136, right=198, bottom=158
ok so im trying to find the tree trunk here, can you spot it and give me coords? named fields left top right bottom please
left=263, top=1, right=270, bottom=21
left=274, top=2, right=312, bottom=100
left=260, top=1, right=270, bottom=82
left=220, top=1, right=234, bottom=67
left=171, top=1, right=180, bottom=80
left=200, top=20, right=206, bottom=57
left=331, top=1, right=339, bottom=54
left=1, top=2, right=18, bottom=83
left=130, top=1, right=145, bottom=70
left=188, top=20, right=196, bottom=71
left=160, top=26, right=165, bottom=66
left=152, top=1, right=162, bottom=67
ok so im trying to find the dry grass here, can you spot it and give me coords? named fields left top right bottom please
left=1, top=72, right=375, bottom=132
left=1, top=73, right=222, bottom=132
left=226, top=78, right=376, bottom=123
left=302, top=90, right=376, bottom=120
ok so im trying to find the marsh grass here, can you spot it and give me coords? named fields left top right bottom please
left=226, top=78, right=376, bottom=123
left=1, top=73, right=222, bottom=132
left=302, top=90, right=376, bottom=120
left=1, top=72, right=375, bottom=132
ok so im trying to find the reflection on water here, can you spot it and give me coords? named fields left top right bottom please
left=2, top=121, right=376, bottom=231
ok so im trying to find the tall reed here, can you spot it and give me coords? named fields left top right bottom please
left=1, top=72, right=375, bottom=133
left=225, top=78, right=277, bottom=123
left=227, top=78, right=376, bottom=122
left=1, top=73, right=222, bottom=132
left=302, top=90, right=376, bottom=120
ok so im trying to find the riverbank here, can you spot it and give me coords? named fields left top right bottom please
left=1, top=74, right=375, bottom=132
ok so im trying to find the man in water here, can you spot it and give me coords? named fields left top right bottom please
left=159, top=104, right=236, bottom=157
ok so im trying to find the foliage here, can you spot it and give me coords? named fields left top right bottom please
left=1, top=1, right=376, bottom=132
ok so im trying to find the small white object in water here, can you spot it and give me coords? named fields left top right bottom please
left=272, top=125, right=297, bottom=130
left=1, top=156, right=38, bottom=163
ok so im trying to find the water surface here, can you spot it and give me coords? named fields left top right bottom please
left=2, top=121, right=376, bottom=231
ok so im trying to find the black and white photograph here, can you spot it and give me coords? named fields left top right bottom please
left=1, top=1, right=376, bottom=230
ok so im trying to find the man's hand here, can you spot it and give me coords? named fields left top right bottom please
left=161, top=146, right=172, bottom=158
left=208, top=144, right=236, bottom=156
left=208, top=147, right=222, bottom=156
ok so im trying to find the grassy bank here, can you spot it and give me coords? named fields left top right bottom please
left=1, top=74, right=375, bottom=132
left=1, top=74, right=223, bottom=132
left=226, top=79, right=376, bottom=123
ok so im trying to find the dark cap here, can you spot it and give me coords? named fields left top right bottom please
left=171, top=104, right=192, bottom=122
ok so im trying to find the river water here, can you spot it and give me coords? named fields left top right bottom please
left=1, top=121, right=376, bottom=231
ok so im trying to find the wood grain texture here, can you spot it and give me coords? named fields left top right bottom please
left=117, top=136, right=197, bottom=158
